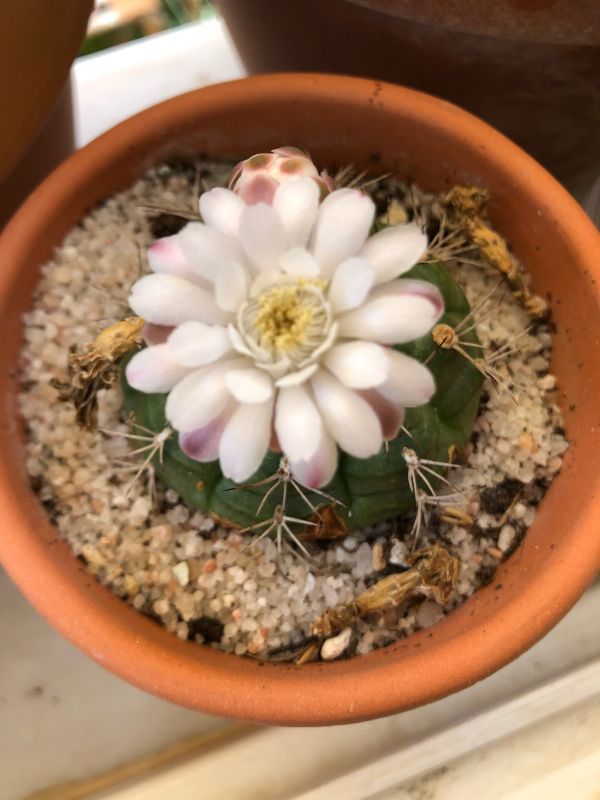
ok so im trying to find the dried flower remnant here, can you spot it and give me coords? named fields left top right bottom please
left=312, top=544, right=459, bottom=637
left=443, top=185, right=548, bottom=320
left=53, top=317, right=144, bottom=429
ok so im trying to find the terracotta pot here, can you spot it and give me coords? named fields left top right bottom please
left=0, top=0, right=93, bottom=225
left=0, top=74, right=599, bottom=725
left=215, top=0, right=600, bottom=192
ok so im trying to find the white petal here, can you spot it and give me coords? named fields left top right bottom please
left=279, top=247, right=320, bottom=279
left=166, top=359, right=246, bottom=433
left=298, top=321, right=339, bottom=367
left=358, top=389, right=405, bottom=440
left=129, top=274, right=230, bottom=326
left=224, top=368, right=274, bottom=403
left=147, top=236, right=202, bottom=284
left=328, top=257, right=374, bottom=313
left=361, top=223, right=428, bottom=285
left=227, top=323, right=254, bottom=357
left=179, top=404, right=234, bottom=462
left=272, top=177, right=320, bottom=248
left=310, top=188, right=375, bottom=277
left=323, top=342, right=388, bottom=389
left=377, top=349, right=436, bottom=407
left=275, top=362, right=319, bottom=387
left=337, top=279, right=444, bottom=344
left=275, top=386, right=322, bottom=462
left=311, top=370, right=382, bottom=458
left=215, top=260, right=248, bottom=312
left=219, top=398, right=274, bottom=483
left=199, top=187, right=244, bottom=238
left=125, top=344, right=190, bottom=393
left=249, top=266, right=287, bottom=297
left=177, top=222, right=241, bottom=284
left=238, top=203, right=285, bottom=272
left=167, top=321, right=232, bottom=367
left=290, top=427, right=338, bottom=489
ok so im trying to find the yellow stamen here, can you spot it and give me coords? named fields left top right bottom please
left=240, top=281, right=329, bottom=365
left=254, top=285, right=315, bottom=354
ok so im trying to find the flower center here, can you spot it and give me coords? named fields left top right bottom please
left=239, top=282, right=330, bottom=367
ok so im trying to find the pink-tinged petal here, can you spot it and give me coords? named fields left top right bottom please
left=237, top=174, right=279, bottom=206
left=239, top=203, right=286, bottom=272
left=228, top=159, right=244, bottom=188
left=290, top=427, right=338, bottom=489
left=311, top=370, right=382, bottom=458
left=310, top=188, right=375, bottom=277
left=129, top=274, right=230, bottom=326
left=241, top=153, right=276, bottom=172
left=357, top=389, right=405, bottom=440
left=270, top=429, right=282, bottom=452
left=377, top=349, right=437, bottom=407
left=199, top=187, right=245, bottom=238
left=219, top=398, right=274, bottom=483
left=323, top=342, right=388, bottom=389
left=167, top=321, right=232, bottom=367
left=272, top=156, right=319, bottom=181
left=279, top=247, right=320, bottom=279
left=224, top=368, right=273, bottom=403
left=165, top=358, right=247, bottom=433
left=215, top=260, right=248, bottom=312
left=179, top=404, right=234, bottom=462
left=328, top=256, right=374, bottom=313
left=176, top=222, right=241, bottom=284
left=275, top=385, right=322, bottom=462
left=337, top=278, right=444, bottom=344
left=271, top=146, right=310, bottom=158
left=275, top=362, right=319, bottom=388
left=125, top=344, right=190, bottom=394
left=273, top=177, right=320, bottom=248
left=142, top=323, right=173, bottom=346
left=360, top=223, right=428, bottom=285
left=148, top=237, right=204, bottom=285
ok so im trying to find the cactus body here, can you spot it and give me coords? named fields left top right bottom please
left=122, top=261, right=483, bottom=531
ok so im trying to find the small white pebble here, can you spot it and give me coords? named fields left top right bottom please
left=354, top=542, right=372, bottom=578
left=389, top=539, right=408, bottom=567
left=497, top=525, right=516, bottom=553
left=320, top=627, right=353, bottom=661
left=416, top=601, right=444, bottom=629
left=172, top=561, right=190, bottom=587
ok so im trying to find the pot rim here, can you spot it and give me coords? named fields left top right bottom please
left=1, top=73, right=599, bottom=726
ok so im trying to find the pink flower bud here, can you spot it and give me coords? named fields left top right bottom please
left=229, top=147, right=332, bottom=205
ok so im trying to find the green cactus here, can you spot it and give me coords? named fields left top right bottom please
left=121, top=261, right=483, bottom=531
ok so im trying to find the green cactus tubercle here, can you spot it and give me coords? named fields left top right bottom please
left=121, top=261, right=483, bottom=531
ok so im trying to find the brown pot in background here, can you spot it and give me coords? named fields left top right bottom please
left=0, top=74, right=599, bottom=725
left=215, top=0, right=600, bottom=194
left=0, top=0, right=93, bottom=226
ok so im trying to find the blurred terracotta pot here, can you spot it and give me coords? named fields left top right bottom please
left=215, top=0, right=600, bottom=191
left=0, top=74, right=599, bottom=725
left=0, top=0, right=93, bottom=225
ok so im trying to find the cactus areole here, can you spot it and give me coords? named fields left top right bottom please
left=122, top=149, right=483, bottom=531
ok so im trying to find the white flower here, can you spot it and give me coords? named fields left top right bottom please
left=126, top=178, right=443, bottom=487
